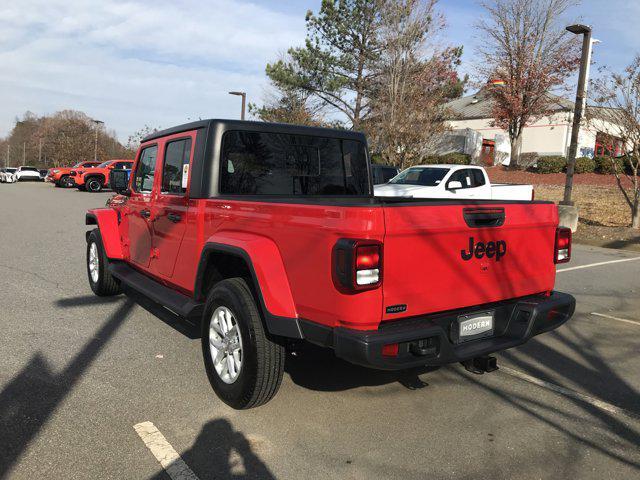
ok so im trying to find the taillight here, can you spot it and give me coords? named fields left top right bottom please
left=554, top=227, right=572, bottom=264
left=333, top=239, right=382, bottom=292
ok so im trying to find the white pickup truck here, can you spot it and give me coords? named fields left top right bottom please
left=374, top=164, right=534, bottom=201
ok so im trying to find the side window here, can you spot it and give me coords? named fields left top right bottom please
left=133, top=145, right=158, bottom=193
left=448, top=169, right=473, bottom=189
left=161, top=138, right=192, bottom=194
left=114, top=162, right=132, bottom=170
left=471, top=169, right=486, bottom=187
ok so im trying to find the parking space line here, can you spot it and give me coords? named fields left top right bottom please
left=590, top=312, right=640, bottom=327
left=556, top=256, right=640, bottom=273
left=500, top=366, right=638, bottom=419
left=134, top=421, right=200, bottom=480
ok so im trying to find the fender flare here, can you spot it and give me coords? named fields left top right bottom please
left=85, top=209, right=124, bottom=260
left=194, top=233, right=302, bottom=339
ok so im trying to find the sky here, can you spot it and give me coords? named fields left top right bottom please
left=1, top=0, right=639, bottom=142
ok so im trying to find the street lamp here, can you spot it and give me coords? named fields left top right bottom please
left=561, top=24, right=594, bottom=206
left=228, top=91, right=246, bottom=120
left=92, top=119, right=104, bottom=162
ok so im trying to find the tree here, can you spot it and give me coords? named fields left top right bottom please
left=126, top=125, right=161, bottom=151
left=366, top=0, right=464, bottom=168
left=3, top=110, right=133, bottom=167
left=475, top=0, right=581, bottom=167
left=591, top=56, right=640, bottom=228
left=265, top=0, right=381, bottom=129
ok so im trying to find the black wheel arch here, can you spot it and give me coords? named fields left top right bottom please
left=194, top=243, right=303, bottom=339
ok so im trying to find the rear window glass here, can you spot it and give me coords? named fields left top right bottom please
left=220, top=131, right=369, bottom=195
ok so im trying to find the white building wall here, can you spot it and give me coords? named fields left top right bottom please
left=448, top=113, right=572, bottom=157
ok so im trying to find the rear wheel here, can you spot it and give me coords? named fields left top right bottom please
left=86, top=177, right=103, bottom=192
left=201, top=278, right=285, bottom=409
left=86, top=229, right=121, bottom=296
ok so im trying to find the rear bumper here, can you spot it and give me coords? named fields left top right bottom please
left=302, top=291, right=575, bottom=370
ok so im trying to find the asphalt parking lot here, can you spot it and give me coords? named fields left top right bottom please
left=1, top=182, right=639, bottom=480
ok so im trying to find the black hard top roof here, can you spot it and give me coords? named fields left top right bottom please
left=142, top=119, right=367, bottom=143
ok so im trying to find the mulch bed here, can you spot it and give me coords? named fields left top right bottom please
left=485, top=166, right=626, bottom=187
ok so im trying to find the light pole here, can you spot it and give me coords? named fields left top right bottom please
left=92, top=119, right=104, bottom=162
left=561, top=24, right=593, bottom=206
left=228, top=91, right=246, bottom=120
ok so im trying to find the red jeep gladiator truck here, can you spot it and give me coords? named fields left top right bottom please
left=85, top=120, right=575, bottom=409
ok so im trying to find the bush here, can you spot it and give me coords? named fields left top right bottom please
left=421, top=155, right=442, bottom=165
left=440, top=152, right=471, bottom=165
left=518, top=152, right=539, bottom=169
left=533, top=155, right=566, bottom=174
left=574, top=156, right=596, bottom=174
left=594, top=156, right=614, bottom=174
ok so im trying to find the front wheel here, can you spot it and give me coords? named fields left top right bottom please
left=86, top=177, right=103, bottom=192
left=87, top=229, right=121, bottom=296
left=201, top=278, right=285, bottom=409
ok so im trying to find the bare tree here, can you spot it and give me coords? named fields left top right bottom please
left=476, top=0, right=581, bottom=167
left=591, top=56, right=640, bottom=228
left=365, top=0, right=464, bottom=168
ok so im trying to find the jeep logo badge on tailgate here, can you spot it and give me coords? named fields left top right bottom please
left=461, top=237, right=507, bottom=261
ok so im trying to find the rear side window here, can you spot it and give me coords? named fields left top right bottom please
left=220, top=131, right=369, bottom=195
left=133, top=146, right=158, bottom=193
left=162, top=138, right=192, bottom=194
left=471, top=169, right=485, bottom=186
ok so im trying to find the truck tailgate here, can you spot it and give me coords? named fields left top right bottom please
left=381, top=201, right=558, bottom=321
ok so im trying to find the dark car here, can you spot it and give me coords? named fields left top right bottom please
left=371, top=164, right=399, bottom=185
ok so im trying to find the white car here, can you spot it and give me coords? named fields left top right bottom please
left=0, top=168, right=17, bottom=183
left=374, top=164, right=534, bottom=201
left=14, top=166, right=42, bottom=181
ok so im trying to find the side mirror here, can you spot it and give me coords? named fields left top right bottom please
left=109, top=169, right=130, bottom=195
left=447, top=180, right=463, bottom=191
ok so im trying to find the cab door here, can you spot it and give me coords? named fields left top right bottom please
left=151, top=134, right=195, bottom=278
left=126, top=144, right=159, bottom=269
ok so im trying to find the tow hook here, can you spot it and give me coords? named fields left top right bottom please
left=461, top=355, right=498, bottom=375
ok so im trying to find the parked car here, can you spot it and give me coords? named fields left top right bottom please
left=72, top=159, right=133, bottom=192
left=371, top=164, right=400, bottom=185
left=46, top=161, right=102, bottom=187
left=85, top=119, right=574, bottom=409
left=14, top=166, right=42, bottom=182
left=39, top=169, right=48, bottom=181
left=374, top=165, right=534, bottom=200
left=0, top=168, right=17, bottom=183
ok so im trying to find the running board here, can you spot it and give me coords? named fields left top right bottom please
left=109, top=262, right=203, bottom=319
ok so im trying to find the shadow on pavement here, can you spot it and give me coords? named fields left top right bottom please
left=147, top=419, right=275, bottom=480
left=0, top=296, right=134, bottom=479
left=285, top=343, right=436, bottom=391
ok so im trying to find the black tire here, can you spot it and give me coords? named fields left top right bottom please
left=201, top=278, right=285, bottom=409
left=86, top=229, right=121, bottom=296
left=86, top=177, right=103, bottom=192
left=59, top=175, right=72, bottom=188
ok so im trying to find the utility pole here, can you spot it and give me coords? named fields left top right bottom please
left=562, top=24, right=594, bottom=206
left=228, top=91, right=247, bottom=120
left=5, top=144, right=9, bottom=168
left=92, top=119, right=104, bottom=161
left=23, top=142, right=26, bottom=165
left=38, top=138, right=42, bottom=164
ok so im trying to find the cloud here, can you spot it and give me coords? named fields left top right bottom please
left=0, top=0, right=307, bottom=140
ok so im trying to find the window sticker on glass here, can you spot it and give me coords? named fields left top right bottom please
left=182, top=164, right=189, bottom=189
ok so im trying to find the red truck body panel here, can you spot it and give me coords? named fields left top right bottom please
left=381, top=203, right=557, bottom=322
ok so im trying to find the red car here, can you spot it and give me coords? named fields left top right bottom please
left=46, top=161, right=101, bottom=187
left=84, top=120, right=575, bottom=409
left=72, top=159, right=133, bottom=192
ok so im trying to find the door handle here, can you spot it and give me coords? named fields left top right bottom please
left=167, top=212, right=182, bottom=223
left=140, top=209, right=151, bottom=219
